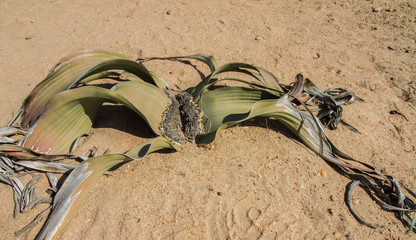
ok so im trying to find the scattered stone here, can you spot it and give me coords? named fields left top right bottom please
left=166, top=10, right=171, bottom=15
left=372, top=7, right=382, bottom=12
left=369, top=85, right=375, bottom=91
left=387, top=46, right=395, bottom=50
left=249, top=171, right=260, bottom=178
left=327, top=14, right=334, bottom=23
left=320, top=169, right=327, bottom=178
left=371, top=26, right=378, bottom=30
left=203, top=143, right=215, bottom=150
left=327, top=208, right=334, bottom=215
left=255, top=36, right=264, bottom=41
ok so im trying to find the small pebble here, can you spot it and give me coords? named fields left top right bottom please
left=372, top=7, right=382, bottom=12
left=166, top=10, right=171, bottom=15
left=320, top=169, right=327, bottom=177
left=249, top=172, right=260, bottom=178
left=203, top=143, right=215, bottom=150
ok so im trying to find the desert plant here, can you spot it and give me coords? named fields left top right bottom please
left=0, top=50, right=414, bottom=239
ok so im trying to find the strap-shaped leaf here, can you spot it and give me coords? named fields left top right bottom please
left=111, top=81, right=170, bottom=134
left=35, top=136, right=174, bottom=240
left=22, top=83, right=170, bottom=154
left=138, top=53, right=218, bottom=74
left=250, top=97, right=374, bottom=172
left=197, top=86, right=276, bottom=139
left=20, top=51, right=159, bottom=128
left=192, top=62, right=284, bottom=102
left=46, top=50, right=128, bottom=76
left=34, top=153, right=133, bottom=240
left=20, top=50, right=129, bottom=128
left=125, top=135, right=177, bottom=158
left=15, top=161, right=75, bottom=173
left=0, top=144, right=40, bottom=158
left=197, top=87, right=373, bottom=172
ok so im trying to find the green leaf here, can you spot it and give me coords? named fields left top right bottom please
left=196, top=86, right=277, bottom=144
left=197, top=87, right=373, bottom=172
left=112, top=81, right=170, bottom=134
left=20, top=50, right=130, bottom=128
left=125, top=135, right=177, bottom=158
left=192, top=62, right=284, bottom=102
left=19, top=50, right=159, bottom=128
left=138, top=53, right=218, bottom=73
left=46, top=50, right=128, bottom=77
left=22, top=83, right=170, bottom=155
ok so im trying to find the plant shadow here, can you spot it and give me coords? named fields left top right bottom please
left=92, top=104, right=156, bottom=139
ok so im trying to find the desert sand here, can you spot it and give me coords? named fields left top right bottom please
left=0, top=0, right=415, bottom=239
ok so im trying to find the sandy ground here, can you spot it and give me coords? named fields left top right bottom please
left=1, top=0, right=415, bottom=239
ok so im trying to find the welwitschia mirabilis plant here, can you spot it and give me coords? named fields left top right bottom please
left=0, top=50, right=414, bottom=239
